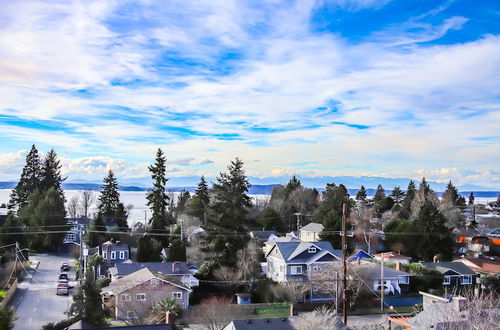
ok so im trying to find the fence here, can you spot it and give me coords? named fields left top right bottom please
left=0, top=278, right=18, bottom=308
left=188, top=302, right=291, bottom=324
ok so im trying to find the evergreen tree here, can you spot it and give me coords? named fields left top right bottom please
left=0, top=306, right=17, bottom=330
left=114, top=202, right=129, bottom=230
left=0, top=214, right=28, bottom=249
left=40, top=149, right=65, bottom=199
left=146, top=148, right=170, bottom=238
left=442, top=181, right=462, bottom=206
left=175, top=190, right=191, bottom=215
left=410, top=178, right=439, bottom=219
left=67, top=269, right=108, bottom=327
left=284, top=175, right=302, bottom=197
left=410, top=201, right=454, bottom=261
left=355, top=186, right=367, bottom=204
left=314, top=183, right=353, bottom=248
left=373, top=184, right=386, bottom=217
left=9, top=144, right=42, bottom=211
left=87, top=213, right=106, bottom=247
left=97, top=170, right=120, bottom=218
left=205, top=158, right=252, bottom=265
left=399, top=181, right=416, bottom=219
left=167, top=239, right=187, bottom=261
left=468, top=192, right=475, bottom=205
left=390, top=186, right=405, bottom=204
left=258, top=207, right=282, bottom=230
left=136, top=235, right=162, bottom=262
left=187, top=176, right=210, bottom=223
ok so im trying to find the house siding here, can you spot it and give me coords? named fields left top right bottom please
left=110, top=280, right=189, bottom=320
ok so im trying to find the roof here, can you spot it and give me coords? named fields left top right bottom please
left=101, top=241, right=129, bottom=251
left=353, top=263, right=413, bottom=280
left=268, top=241, right=341, bottom=264
left=265, top=236, right=300, bottom=245
left=375, top=251, right=411, bottom=260
left=102, top=268, right=190, bottom=295
left=66, top=217, right=91, bottom=226
left=68, top=320, right=172, bottom=329
left=299, top=222, right=324, bottom=233
left=250, top=230, right=279, bottom=240
left=349, top=250, right=374, bottom=261
left=113, top=262, right=191, bottom=277
left=224, top=318, right=295, bottom=330
left=421, top=262, right=477, bottom=276
left=453, top=256, right=500, bottom=275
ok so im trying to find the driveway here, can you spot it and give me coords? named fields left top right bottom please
left=9, top=253, right=78, bottom=330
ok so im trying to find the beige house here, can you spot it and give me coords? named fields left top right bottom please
left=299, top=223, right=324, bottom=242
left=101, top=268, right=191, bottom=320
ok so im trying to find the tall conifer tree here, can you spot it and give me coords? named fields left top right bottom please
left=9, top=144, right=42, bottom=211
left=40, top=149, right=66, bottom=199
left=97, top=170, right=120, bottom=218
left=399, top=180, right=416, bottom=219
left=146, top=148, right=170, bottom=233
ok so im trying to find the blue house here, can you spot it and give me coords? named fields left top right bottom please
left=349, top=250, right=374, bottom=262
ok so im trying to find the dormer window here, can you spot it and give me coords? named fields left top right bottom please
left=308, top=247, right=317, bottom=253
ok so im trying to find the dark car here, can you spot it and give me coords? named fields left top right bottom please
left=59, top=272, right=69, bottom=281
left=60, top=262, right=69, bottom=272
left=56, top=283, right=69, bottom=295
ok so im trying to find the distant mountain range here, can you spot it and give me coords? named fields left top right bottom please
left=1, top=175, right=499, bottom=197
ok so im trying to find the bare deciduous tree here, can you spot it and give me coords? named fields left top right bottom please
left=67, top=195, right=80, bottom=218
left=290, top=306, right=347, bottom=330
left=79, top=190, right=96, bottom=218
left=190, top=296, right=242, bottom=330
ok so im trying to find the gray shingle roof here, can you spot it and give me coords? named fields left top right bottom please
left=114, top=262, right=191, bottom=277
left=299, top=223, right=324, bottom=233
left=353, top=263, right=413, bottom=280
left=421, top=262, right=477, bottom=276
left=225, top=318, right=295, bottom=330
left=270, top=241, right=341, bottom=264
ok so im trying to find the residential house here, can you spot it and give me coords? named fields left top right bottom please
left=108, top=261, right=199, bottom=288
left=453, top=255, right=500, bottom=278
left=100, top=240, right=130, bottom=266
left=374, top=251, right=411, bottom=264
left=349, top=250, right=374, bottom=262
left=263, top=235, right=300, bottom=255
left=250, top=230, right=279, bottom=243
left=353, top=262, right=412, bottom=295
left=102, top=268, right=191, bottom=320
left=265, top=240, right=341, bottom=301
left=388, top=291, right=500, bottom=329
left=63, top=217, right=91, bottom=245
left=421, top=262, right=479, bottom=288
left=298, top=223, right=323, bottom=242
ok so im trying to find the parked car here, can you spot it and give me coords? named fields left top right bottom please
left=59, top=272, right=69, bottom=281
left=56, top=283, right=69, bottom=295
left=60, top=262, right=69, bottom=272
left=58, top=278, right=68, bottom=285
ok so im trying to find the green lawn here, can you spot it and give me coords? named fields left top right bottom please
left=0, top=290, right=7, bottom=302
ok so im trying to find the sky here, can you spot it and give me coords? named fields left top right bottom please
left=0, top=0, right=499, bottom=188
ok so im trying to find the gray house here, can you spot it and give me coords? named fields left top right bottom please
left=421, top=262, right=479, bottom=288
left=353, top=262, right=412, bottom=295
left=265, top=241, right=341, bottom=285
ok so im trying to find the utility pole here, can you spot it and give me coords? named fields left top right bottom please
left=380, top=252, right=384, bottom=311
left=294, top=213, right=301, bottom=231
left=341, top=203, right=348, bottom=325
left=335, top=271, right=339, bottom=314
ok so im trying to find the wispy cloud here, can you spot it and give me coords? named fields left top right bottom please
left=0, top=0, right=499, bottom=187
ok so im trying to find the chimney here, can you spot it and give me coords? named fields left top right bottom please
left=395, top=262, right=400, bottom=271
left=172, top=261, right=181, bottom=273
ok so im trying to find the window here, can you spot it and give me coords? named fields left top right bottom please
left=313, top=286, right=318, bottom=292
left=312, top=265, right=319, bottom=272
left=290, top=266, right=303, bottom=275
left=119, top=251, right=125, bottom=259
left=111, top=251, right=116, bottom=259
left=136, top=293, right=146, bottom=301
left=443, top=276, right=451, bottom=285
left=150, top=278, right=158, bottom=285
left=127, top=311, right=137, bottom=319
left=399, top=277, right=408, bottom=284
left=308, top=247, right=317, bottom=253
left=103, top=252, right=107, bottom=259
left=65, top=233, right=76, bottom=241
left=462, top=276, right=472, bottom=285
left=172, top=292, right=182, bottom=299
left=121, top=294, right=131, bottom=301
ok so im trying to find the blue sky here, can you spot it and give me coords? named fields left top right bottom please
left=0, top=0, right=499, bottom=188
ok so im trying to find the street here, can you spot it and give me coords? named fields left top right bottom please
left=9, top=253, right=77, bottom=330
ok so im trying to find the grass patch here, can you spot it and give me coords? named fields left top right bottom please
left=0, top=290, right=7, bottom=302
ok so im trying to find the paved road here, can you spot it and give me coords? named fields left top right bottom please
left=9, top=254, right=77, bottom=330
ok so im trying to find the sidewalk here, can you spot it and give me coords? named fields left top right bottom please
left=8, top=258, right=40, bottom=309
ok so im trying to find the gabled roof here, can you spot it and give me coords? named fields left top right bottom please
left=66, top=217, right=91, bottom=225
left=353, top=262, right=413, bottom=280
left=421, top=262, right=477, bottom=276
left=101, top=241, right=129, bottom=251
left=453, top=256, right=500, bottom=275
left=224, top=318, right=295, bottom=330
left=113, top=262, right=191, bottom=277
left=250, top=230, right=279, bottom=240
left=102, top=268, right=190, bottom=295
left=375, top=251, right=411, bottom=260
left=299, top=223, right=324, bottom=233
left=349, top=250, right=374, bottom=261
left=266, top=241, right=341, bottom=264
